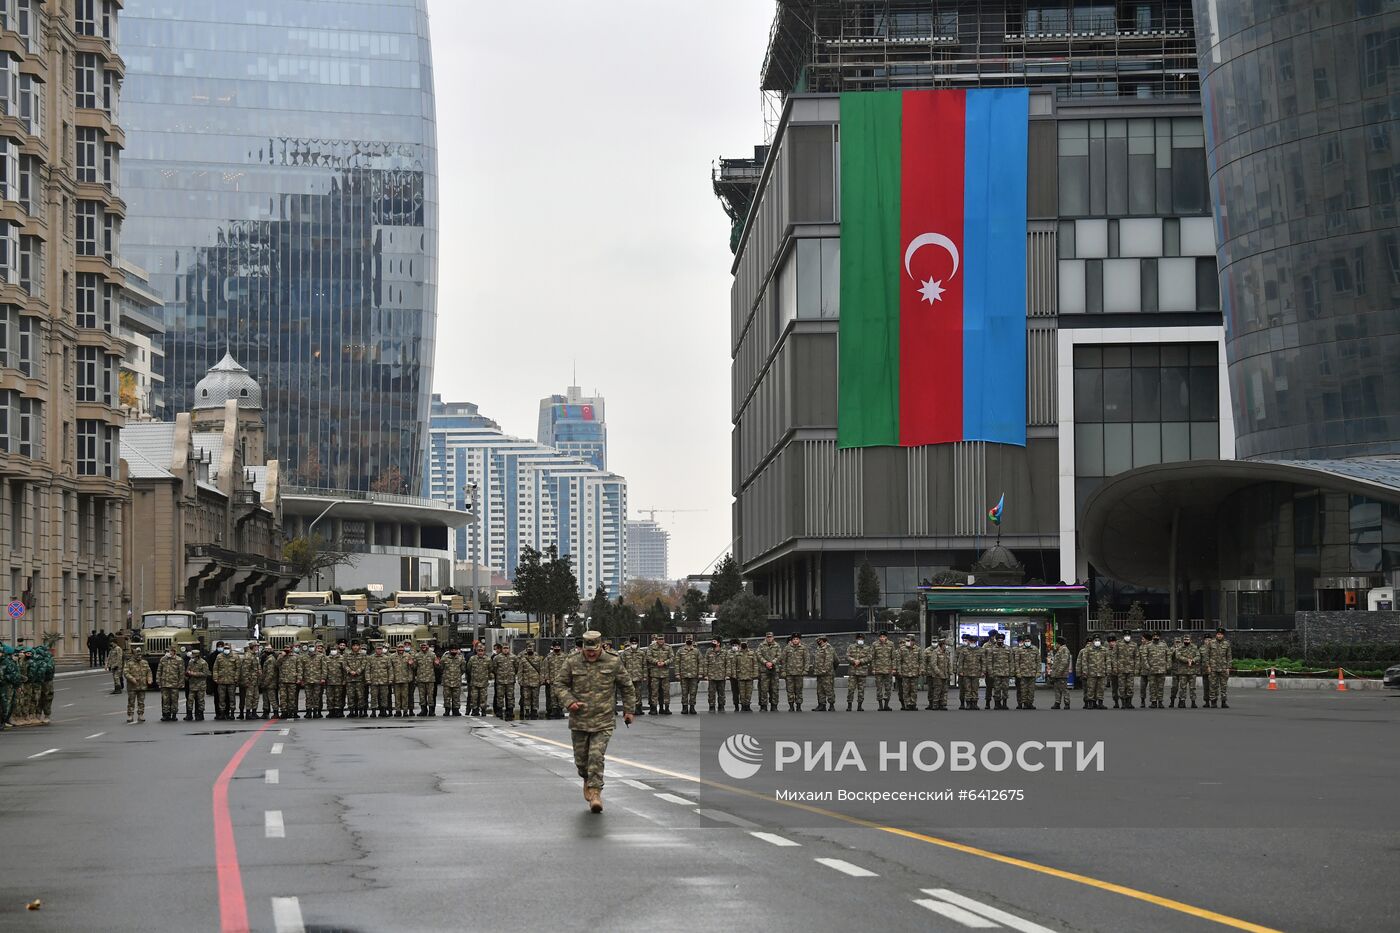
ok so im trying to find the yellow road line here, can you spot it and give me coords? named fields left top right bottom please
left=516, top=728, right=1283, bottom=933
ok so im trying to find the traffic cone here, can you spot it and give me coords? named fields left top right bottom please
left=1336, top=668, right=1347, bottom=692
left=1267, top=668, right=1278, bottom=690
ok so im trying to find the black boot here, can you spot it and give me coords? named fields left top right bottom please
left=1220, top=701, right=1229, bottom=709
left=846, top=700, right=852, bottom=711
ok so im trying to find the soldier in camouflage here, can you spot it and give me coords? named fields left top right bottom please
left=956, top=634, right=982, bottom=709
left=755, top=632, right=782, bottom=712
left=1170, top=635, right=1199, bottom=708
left=811, top=635, right=837, bottom=711
left=734, top=640, right=758, bottom=711
left=124, top=650, right=152, bottom=723
left=276, top=646, right=303, bottom=718
left=702, top=638, right=730, bottom=712
left=1078, top=635, right=1110, bottom=708
left=621, top=637, right=647, bottom=715
left=646, top=634, right=673, bottom=715
left=1014, top=636, right=1040, bottom=710
left=367, top=645, right=392, bottom=717
left=1143, top=632, right=1170, bottom=707
left=303, top=644, right=327, bottom=718
left=1104, top=633, right=1122, bottom=707
left=107, top=640, right=125, bottom=694
left=895, top=636, right=921, bottom=710
left=389, top=643, right=413, bottom=717
left=922, top=636, right=951, bottom=710
left=1116, top=633, right=1138, bottom=709
left=517, top=644, right=543, bottom=719
left=781, top=634, right=809, bottom=711
left=1135, top=632, right=1151, bottom=708
left=415, top=642, right=439, bottom=716
left=984, top=632, right=1013, bottom=710
left=184, top=649, right=210, bottom=721
left=156, top=646, right=185, bottom=722
left=324, top=645, right=346, bottom=718
left=1046, top=639, right=1072, bottom=709
left=675, top=636, right=701, bottom=714
left=344, top=642, right=369, bottom=718
left=553, top=630, right=636, bottom=813
left=237, top=644, right=261, bottom=720
left=1203, top=627, right=1232, bottom=708
left=210, top=646, right=239, bottom=720
left=440, top=645, right=465, bottom=715
left=491, top=643, right=518, bottom=720
left=845, top=635, right=870, bottom=711
left=870, top=632, right=897, bottom=711
left=465, top=643, right=491, bottom=716
left=542, top=642, right=567, bottom=718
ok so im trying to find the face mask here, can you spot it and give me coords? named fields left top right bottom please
left=1093, top=640, right=1102, bottom=647
left=222, top=648, right=231, bottom=655
left=329, top=650, right=337, bottom=656
left=856, top=639, right=864, bottom=645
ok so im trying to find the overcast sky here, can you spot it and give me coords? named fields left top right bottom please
left=426, top=0, right=776, bottom=579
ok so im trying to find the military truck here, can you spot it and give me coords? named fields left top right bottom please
left=197, top=605, right=255, bottom=651
left=374, top=608, right=447, bottom=650
left=257, top=609, right=320, bottom=651
left=137, top=611, right=203, bottom=685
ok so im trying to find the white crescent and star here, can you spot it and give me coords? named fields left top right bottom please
left=903, top=232, right=960, bottom=305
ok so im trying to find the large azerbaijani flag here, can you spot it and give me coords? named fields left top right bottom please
left=837, top=88, right=1029, bottom=449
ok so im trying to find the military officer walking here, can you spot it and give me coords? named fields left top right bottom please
left=553, top=630, right=636, bottom=813
left=107, top=640, right=126, bottom=694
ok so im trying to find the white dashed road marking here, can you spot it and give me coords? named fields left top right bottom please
left=27, top=748, right=59, bottom=759
left=62, top=703, right=74, bottom=708
left=620, top=779, right=651, bottom=790
left=913, top=899, right=999, bottom=928
left=271, top=896, right=305, bottom=933
left=920, top=889, right=1058, bottom=933
left=265, top=769, right=279, bottom=785
left=86, top=732, right=105, bottom=739
left=278, top=728, right=290, bottom=736
left=694, top=808, right=759, bottom=828
left=265, top=811, right=285, bottom=838
left=814, top=858, right=878, bottom=877
left=654, top=793, right=697, bottom=807
left=270, top=743, right=284, bottom=755
left=750, top=832, right=801, bottom=847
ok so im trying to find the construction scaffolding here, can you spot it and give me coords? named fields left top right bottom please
left=712, top=145, right=770, bottom=254
left=760, top=1, right=1199, bottom=138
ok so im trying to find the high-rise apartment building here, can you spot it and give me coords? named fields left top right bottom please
left=626, top=519, right=669, bottom=581
left=120, top=0, right=439, bottom=493
left=538, top=385, right=607, bottom=470
left=0, top=0, right=129, bottom=653
left=718, top=1, right=1231, bottom=622
left=429, top=397, right=628, bottom=600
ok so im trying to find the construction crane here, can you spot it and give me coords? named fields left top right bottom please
left=636, top=509, right=707, bottom=523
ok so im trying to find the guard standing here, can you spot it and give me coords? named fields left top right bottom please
left=781, top=634, right=809, bottom=711
left=185, top=650, right=210, bottom=721
left=811, top=635, right=837, bottom=711
left=734, top=640, right=758, bottom=711
left=542, top=642, right=566, bottom=718
left=922, top=636, right=951, bottom=710
left=675, top=636, right=701, bottom=714
left=440, top=646, right=465, bottom=715
left=646, top=634, right=673, bottom=715
left=1046, top=639, right=1072, bottom=709
left=755, top=632, right=782, bottom=712
left=516, top=644, right=542, bottom=720
left=845, top=635, right=870, bottom=711
left=466, top=643, right=491, bottom=716
left=703, top=637, right=729, bottom=712
left=870, top=632, right=897, bottom=711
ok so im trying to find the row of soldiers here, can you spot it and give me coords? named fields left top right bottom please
left=125, top=639, right=578, bottom=724
left=1071, top=629, right=1235, bottom=709
left=0, top=643, right=55, bottom=728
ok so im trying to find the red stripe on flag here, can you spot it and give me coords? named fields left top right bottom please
left=899, top=90, right=965, bottom=445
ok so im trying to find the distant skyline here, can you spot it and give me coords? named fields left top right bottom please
left=426, top=0, right=774, bottom=577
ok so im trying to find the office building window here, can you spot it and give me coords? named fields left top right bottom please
left=75, top=53, right=98, bottom=110
left=1059, top=118, right=1208, bottom=218
left=77, top=346, right=97, bottom=402
left=77, top=127, right=99, bottom=182
left=77, top=420, right=98, bottom=475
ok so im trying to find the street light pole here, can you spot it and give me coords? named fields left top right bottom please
left=304, top=499, right=348, bottom=590
left=464, top=483, right=481, bottom=623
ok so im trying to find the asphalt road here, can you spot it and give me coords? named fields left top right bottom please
left=1, top=674, right=1396, bottom=933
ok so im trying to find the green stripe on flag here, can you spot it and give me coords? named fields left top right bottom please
left=837, top=91, right=902, bottom=448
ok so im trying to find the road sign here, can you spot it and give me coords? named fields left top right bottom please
left=7, top=600, right=24, bottom=620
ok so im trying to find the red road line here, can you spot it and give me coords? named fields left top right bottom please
left=214, top=719, right=279, bottom=933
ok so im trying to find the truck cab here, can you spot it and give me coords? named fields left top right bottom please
left=257, top=609, right=318, bottom=651
left=376, top=608, right=434, bottom=650
left=138, top=611, right=203, bottom=682
left=197, top=605, right=255, bottom=651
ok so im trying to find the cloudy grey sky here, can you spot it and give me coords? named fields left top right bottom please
left=426, top=0, right=776, bottom=579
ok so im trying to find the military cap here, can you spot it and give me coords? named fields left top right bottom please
left=629, top=636, right=639, bottom=644
left=789, top=633, right=801, bottom=641
left=764, top=631, right=773, bottom=637
left=711, top=637, right=720, bottom=644
left=551, top=640, right=562, bottom=648
left=575, top=638, right=585, bottom=647
left=730, top=638, right=741, bottom=646
left=816, top=634, right=828, bottom=642
left=1106, top=633, right=1117, bottom=641
left=581, top=630, right=603, bottom=647
left=1215, top=627, right=1225, bottom=634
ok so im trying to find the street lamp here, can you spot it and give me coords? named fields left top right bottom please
left=305, top=499, right=350, bottom=589
left=464, top=483, right=481, bottom=622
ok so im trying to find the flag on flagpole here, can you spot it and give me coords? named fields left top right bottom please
left=988, top=493, right=1005, bottom=525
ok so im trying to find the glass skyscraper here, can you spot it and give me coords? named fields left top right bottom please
left=538, top=386, right=607, bottom=470
left=120, top=0, right=438, bottom=492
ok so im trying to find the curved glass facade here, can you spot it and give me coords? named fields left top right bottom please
left=1196, top=1, right=1400, bottom=460
left=121, top=0, right=438, bottom=492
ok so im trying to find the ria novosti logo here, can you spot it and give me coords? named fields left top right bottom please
left=717, top=733, right=764, bottom=780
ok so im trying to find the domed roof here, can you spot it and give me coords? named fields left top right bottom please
left=193, top=353, right=262, bottom=410
left=971, top=543, right=1026, bottom=585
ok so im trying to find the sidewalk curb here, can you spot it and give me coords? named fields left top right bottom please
left=1229, top=676, right=1386, bottom=691
left=56, top=668, right=106, bottom=679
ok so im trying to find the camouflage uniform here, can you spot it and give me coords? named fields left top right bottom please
left=415, top=644, right=439, bottom=716
left=106, top=642, right=125, bottom=694
left=1046, top=643, right=1072, bottom=709
left=157, top=650, right=186, bottom=722
left=0, top=648, right=20, bottom=725
left=491, top=647, right=518, bottom=719
left=1134, top=635, right=1151, bottom=707
left=516, top=647, right=543, bottom=719
left=324, top=648, right=346, bottom=717
left=124, top=654, right=151, bottom=721
left=185, top=652, right=210, bottom=720
left=1103, top=636, right=1122, bottom=706
left=553, top=634, right=637, bottom=801
left=984, top=635, right=1013, bottom=709
left=278, top=648, right=305, bottom=718
left=755, top=636, right=782, bottom=711
left=811, top=638, right=837, bottom=711
left=303, top=647, right=328, bottom=717
left=367, top=648, right=393, bottom=716
left=675, top=640, right=702, bottom=713
left=238, top=647, right=261, bottom=719
left=1143, top=636, right=1170, bottom=706
left=621, top=643, right=647, bottom=714
left=780, top=639, right=809, bottom=710
left=542, top=646, right=567, bottom=717
left=1079, top=640, right=1110, bottom=708
left=922, top=641, right=951, bottom=710
left=390, top=646, right=415, bottom=716
left=844, top=640, right=870, bottom=709
left=440, top=648, right=466, bottom=714
left=344, top=647, right=369, bottom=717
left=895, top=640, right=921, bottom=710
left=645, top=637, right=673, bottom=714
left=1014, top=641, right=1040, bottom=709
left=1171, top=638, right=1199, bottom=707
left=734, top=643, right=758, bottom=710
left=466, top=648, right=492, bottom=715
left=211, top=650, right=240, bottom=719
left=1203, top=632, right=1232, bottom=708
left=31, top=646, right=54, bottom=722
left=1115, top=636, right=1138, bottom=709
left=703, top=642, right=731, bottom=711
left=870, top=636, right=897, bottom=710
left=260, top=651, right=280, bottom=718
left=956, top=638, right=984, bottom=708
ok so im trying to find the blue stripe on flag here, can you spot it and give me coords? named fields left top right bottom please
left=961, top=87, right=1028, bottom=446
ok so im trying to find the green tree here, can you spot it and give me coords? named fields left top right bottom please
left=714, top=592, right=769, bottom=639
left=709, top=553, right=743, bottom=606
left=513, top=545, right=546, bottom=621
left=537, top=544, right=580, bottom=638
left=1095, top=596, right=1113, bottom=630
left=682, top=587, right=709, bottom=623
left=588, top=586, right=611, bottom=629
left=1127, top=600, right=1146, bottom=629
left=857, top=560, right=882, bottom=626
left=642, top=598, right=670, bottom=634
left=609, top=596, right=638, bottom=641
left=282, top=534, right=357, bottom=587
left=927, top=569, right=966, bottom=586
